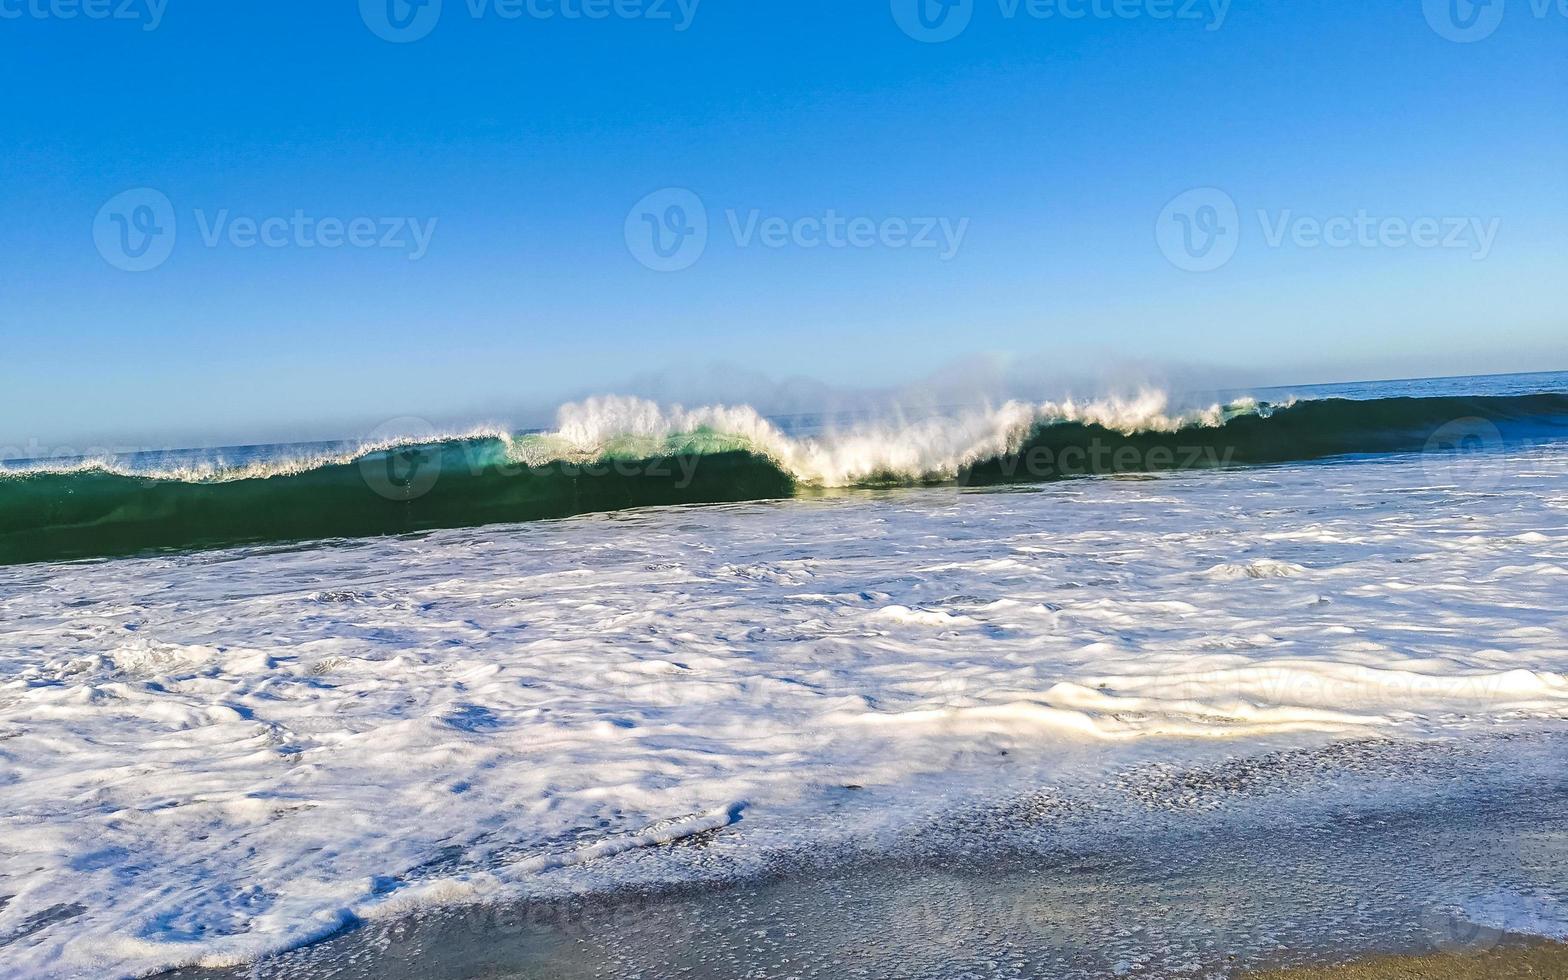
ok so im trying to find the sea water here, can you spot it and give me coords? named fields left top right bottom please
left=2, top=373, right=1567, bottom=977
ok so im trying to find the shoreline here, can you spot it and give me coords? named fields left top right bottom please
left=162, top=732, right=1568, bottom=980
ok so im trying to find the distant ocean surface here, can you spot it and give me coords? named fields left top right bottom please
left=2, top=371, right=1568, bottom=979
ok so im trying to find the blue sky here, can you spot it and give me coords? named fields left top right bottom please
left=2, top=0, right=1565, bottom=448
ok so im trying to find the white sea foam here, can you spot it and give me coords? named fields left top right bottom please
left=1, top=443, right=1567, bottom=978
left=543, top=392, right=1236, bottom=486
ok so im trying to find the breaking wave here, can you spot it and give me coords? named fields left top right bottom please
left=3, top=391, right=1565, bottom=566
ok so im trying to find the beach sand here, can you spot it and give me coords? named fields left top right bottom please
left=1248, top=940, right=1568, bottom=979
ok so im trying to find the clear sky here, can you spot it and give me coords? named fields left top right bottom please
left=3, top=0, right=1565, bottom=449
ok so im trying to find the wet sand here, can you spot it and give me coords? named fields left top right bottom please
left=1248, top=939, right=1568, bottom=979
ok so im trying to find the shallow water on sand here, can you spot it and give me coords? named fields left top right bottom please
left=169, top=732, right=1568, bottom=979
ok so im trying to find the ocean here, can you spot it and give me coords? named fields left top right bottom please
left=2, top=371, right=1567, bottom=978
left=5, top=372, right=1568, bottom=567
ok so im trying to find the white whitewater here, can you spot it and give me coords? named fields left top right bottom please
left=546, top=391, right=1240, bottom=486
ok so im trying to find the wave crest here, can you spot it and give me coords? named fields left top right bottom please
left=3, top=390, right=1566, bottom=566
left=537, top=391, right=1239, bottom=487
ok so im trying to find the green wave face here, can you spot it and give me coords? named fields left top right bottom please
left=962, top=393, right=1568, bottom=485
left=0, top=442, right=795, bottom=567
left=3, top=393, right=1566, bottom=567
